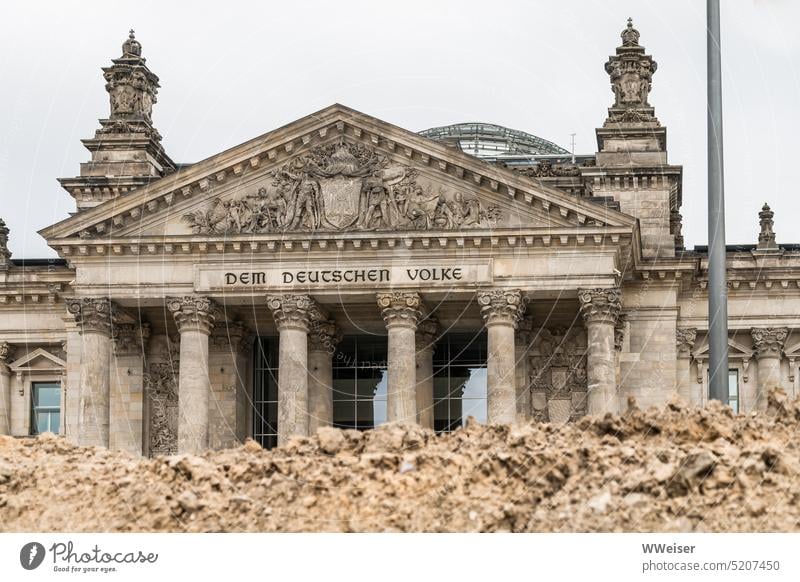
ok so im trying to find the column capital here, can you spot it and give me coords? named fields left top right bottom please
left=578, top=287, right=621, bottom=325
left=113, top=322, right=151, bottom=356
left=210, top=320, right=252, bottom=354
left=167, top=295, right=219, bottom=335
left=377, top=292, right=422, bottom=329
left=66, top=297, right=117, bottom=336
left=515, top=316, right=535, bottom=345
left=676, top=327, right=697, bottom=357
left=751, top=327, right=788, bottom=358
left=267, top=294, right=323, bottom=332
left=309, top=319, right=341, bottom=353
left=415, top=317, right=439, bottom=352
left=478, top=289, right=526, bottom=328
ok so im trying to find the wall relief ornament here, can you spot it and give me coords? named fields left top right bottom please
left=182, top=141, right=501, bottom=235
left=515, top=160, right=582, bottom=178
left=676, top=327, right=697, bottom=356
left=144, top=361, right=178, bottom=456
left=528, top=327, right=588, bottom=415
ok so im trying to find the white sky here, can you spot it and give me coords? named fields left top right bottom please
left=1, top=0, right=798, bottom=258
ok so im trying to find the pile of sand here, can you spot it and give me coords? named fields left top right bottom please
left=2, top=391, right=800, bottom=532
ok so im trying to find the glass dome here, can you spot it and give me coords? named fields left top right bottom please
left=419, top=122, right=569, bottom=161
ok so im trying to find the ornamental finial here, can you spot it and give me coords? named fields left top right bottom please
left=757, top=202, right=778, bottom=250
left=122, top=28, right=142, bottom=57
left=621, top=17, right=640, bottom=47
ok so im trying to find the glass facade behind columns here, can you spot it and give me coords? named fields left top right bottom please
left=253, top=338, right=279, bottom=449
left=253, top=333, right=489, bottom=449
left=433, top=333, right=488, bottom=433
left=332, top=336, right=389, bottom=430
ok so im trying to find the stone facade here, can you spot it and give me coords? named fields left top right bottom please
left=2, top=23, right=800, bottom=454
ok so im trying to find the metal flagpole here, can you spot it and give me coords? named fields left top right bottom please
left=707, top=0, right=729, bottom=404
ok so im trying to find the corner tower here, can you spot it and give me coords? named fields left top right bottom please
left=585, top=18, right=684, bottom=258
left=59, top=31, right=175, bottom=211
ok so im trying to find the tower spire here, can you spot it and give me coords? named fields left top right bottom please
left=0, top=217, right=11, bottom=271
left=603, top=17, right=659, bottom=125
left=757, top=203, right=778, bottom=250
left=59, top=30, right=175, bottom=211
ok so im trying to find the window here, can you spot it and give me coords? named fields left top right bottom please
left=433, top=333, right=487, bottom=433
left=332, top=336, right=388, bottom=430
left=253, top=338, right=279, bottom=449
left=728, top=369, right=739, bottom=413
left=30, top=382, right=61, bottom=435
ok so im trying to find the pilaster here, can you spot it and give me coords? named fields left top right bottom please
left=415, top=316, right=438, bottom=429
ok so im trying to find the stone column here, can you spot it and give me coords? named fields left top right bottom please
left=415, top=317, right=438, bottom=429
left=110, top=322, right=150, bottom=454
left=478, top=289, right=526, bottom=425
left=752, top=327, right=788, bottom=412
left=307, top=319, right=340, bottom=434
left=377, top=292, right=422, bottom=424
left=0, top=342, right=11, bottom=435
left=514, top=317, right=534, bottom=424
left=167, top=295, right=218, bottom=454
left=676, top=328, right=697, bottom=404
left=578, top=288, right=621, bottom=415
left=267, top=294, right=321, bottom=445
left=66, top=297, right=116, bottom=447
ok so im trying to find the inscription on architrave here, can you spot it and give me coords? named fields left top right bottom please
left=195, top=261, right=493, bottom=291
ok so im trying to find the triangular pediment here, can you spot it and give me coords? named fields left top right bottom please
left=9, top=348, right=66, bottom=372
left=693, top=338, right=753, bottom=359
left=40, top=104, right=636, bottom=244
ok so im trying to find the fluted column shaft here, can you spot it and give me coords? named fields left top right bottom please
left=67, top=297, right=115, bottom=447
left=579, top=288, right=621, bottom=415
left=478, top=289, right=526, bottom=424
left=168, top=295, right=218, bottom=454
left=268, top=294, right=323, bottom=445
left=0, top=342, right=11, bottom=435
left=752, top=327, right=787, bottom=412
left=415, top=318, right=438, bottom=429
left=378, top=292, right=422, bottom=423
left=307, top=319, right=339, bottom=433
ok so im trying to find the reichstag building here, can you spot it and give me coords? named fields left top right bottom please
left=1, top=21, right=796, bottom=455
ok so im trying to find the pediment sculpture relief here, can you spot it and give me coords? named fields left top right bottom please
left=183, top=141, right=501, bottom=234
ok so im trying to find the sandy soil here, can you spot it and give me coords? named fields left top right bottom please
left=2, top=391, right=800, bottom=532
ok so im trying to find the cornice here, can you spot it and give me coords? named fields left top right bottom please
left=50, top=226, right=634, bottom=260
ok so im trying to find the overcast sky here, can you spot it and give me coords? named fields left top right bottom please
left=1, top=0, right=798, bottom=257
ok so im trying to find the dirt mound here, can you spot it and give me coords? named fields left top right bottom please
left=3, top=391, right=800, bottom=532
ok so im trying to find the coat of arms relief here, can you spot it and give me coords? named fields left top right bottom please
left=183, top=141, right=501, bottom=235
